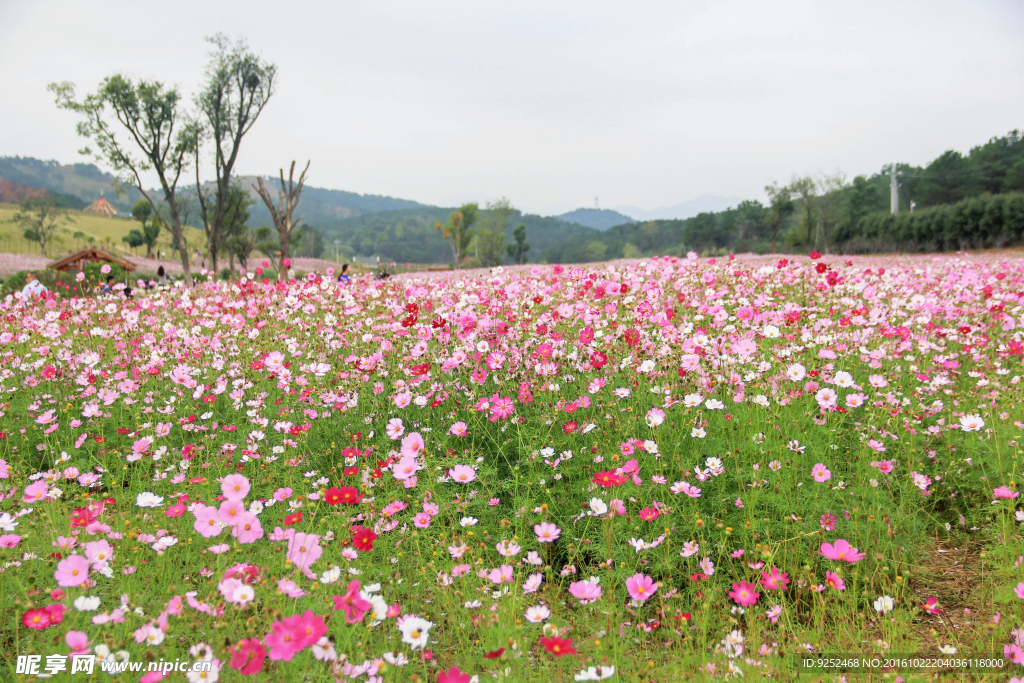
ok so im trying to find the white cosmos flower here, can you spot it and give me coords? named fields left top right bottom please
left=525, top=604, right=551, bottom=623
left=638, top=360, right=656, bottom=373
left=135, top=492, right=164, bottom=508
left=959, top=414, right=985, bottom=432
left=589, top=498, right=608, bottom=515
left=460, top=517, right=478, bottom=527
left=398, top=616, right=434, bottom=650
left=74, top=595, right=101, bottom=611
left=873, top=595, right=894, bottom=614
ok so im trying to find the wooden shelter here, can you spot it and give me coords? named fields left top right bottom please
left=83, top=194, right=118, bottom=218
left=47, top=248, right=136, bottom=273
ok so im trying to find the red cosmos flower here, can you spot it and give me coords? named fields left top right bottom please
left=331, top=487, right=362, bottom=505
left=539, top=636, right=577, bottom=657
left=323, top=487, right=346, bottom=506
left=284, top=512, right=303, bottom=526
left=815, top=262, right=828, bottom=274
left=343, top=467, right=359, bottom=477
left=638, top=507, right=660, bottom=522
left=22, top=608, right=52, bottom=630
left=351, top=527, right=378, bottom=551
left=562, top=420, right=578, bottom=434
left=592, top=470, right=626, bottom=488
left=589, top=351, right=608, bottom=369
left=116, top=428, right=131, bottom=435
left=411, top=363, right=430, bottom=376
left=229, top=637, right=267, bottom=676
left=483, top=648, right=505, bottom=659
left=809, top=250, right=821, bottom=259
left=919, top=596, right=942, bottom=614
left=623, top=328, right=640, bottom=347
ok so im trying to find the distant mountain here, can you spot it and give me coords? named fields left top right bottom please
left=237, top=175, right=429, bottom=227
left=0, top=156, right=141, bottom=208
left=556, top=208, right=635, bottom=231
left=615, top=194, right=743, bottom=221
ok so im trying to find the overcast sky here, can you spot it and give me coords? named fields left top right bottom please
left=1, top=0, right=1022, bottom=216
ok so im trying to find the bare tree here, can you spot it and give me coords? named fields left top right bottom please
left=253, top=161, right=309, bottom=272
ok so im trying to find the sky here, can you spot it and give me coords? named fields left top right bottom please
left=1, top=0, right=1022, bottom=217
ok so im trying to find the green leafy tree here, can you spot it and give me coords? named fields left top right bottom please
left=13, top=197, right=70, bottom=257
left=122, top=229, right=145, bottom=254
left=476, top=198, right=513, bottom=267
left=195, top=34, right=277, bottom=273
left=49, top=75, right=198, bottom=285
left=131, top=198, right=160, bottom=258
left=916, top=150, right=977, bottom=206
left=733, top=199, right=765, bottom=247
left=765, top=182, right=795, bottom=254
left=789, top=176, right=817, bottom=245
left=218, top=180, right=254, bottom=273
left=505, top=224, right=531, bottom=264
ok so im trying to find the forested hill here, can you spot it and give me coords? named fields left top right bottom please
left=238, top=175, right=428, bottom=226
left=310, top=207, right=598, bottom=264
left=0, top=156, right=141, bottom=208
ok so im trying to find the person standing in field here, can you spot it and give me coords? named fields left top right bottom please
left=21, top=272, right=48, bottom=298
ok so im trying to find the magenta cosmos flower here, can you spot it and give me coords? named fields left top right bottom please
left=534, top=522, right=561, bottom=543
left=625, top=573, right=657, bottom=602
left=729, top=580, right=760, bottom=606
left=819, top=539, right=865, bottom=563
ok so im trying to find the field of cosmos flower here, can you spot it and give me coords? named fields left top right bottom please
left=2, top=251, right=1024, bottom=682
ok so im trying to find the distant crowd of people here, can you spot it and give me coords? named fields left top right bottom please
left=18, top=261, right=392, bottom=303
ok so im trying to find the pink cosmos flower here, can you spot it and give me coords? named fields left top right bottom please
left=450, top=465, right=476, bottom=483
left=729, top=580, right=760, bottom=606
left=449, top=421, right=468, bottom=437
left=54, top=554, right=90, bottom=587
left=273, top=487, right=293, bottom=501
left=218, top=499, right=247, bottom=526
left=193, top=505, right=224, bottom=538
left=534, top=522, right=561, bottom=543
left=333, top=580, right=371, bottom=624
left=222, top=474, right=251, bottom=501
left=400, top=432, right=425, bottom=458
left=994, top=486, right=1019, bottom=500
left=568, top=580, right=602, bottom=604
left=232, top=513, right=264, bottom=544
left=820, top=539, right=865, bottom=563
left=386, top=418, right=405, bottom=440
left=413, top=513, right=432, bottom=529
left=625, top=573, right=657, bottom=602
left=759, top=567, right=789, bottom=590
left=392, top=456, right=420, bottom=481
left=286, top=532, right=322, bottom=571
left=811, top=464, right=832, bottom=482
left=825, top=571, right=846, bottom=591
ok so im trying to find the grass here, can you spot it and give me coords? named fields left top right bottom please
left=0, top=203, right=207, bottom=260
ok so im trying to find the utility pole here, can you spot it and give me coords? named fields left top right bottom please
left=334, top=239, right=339, bottom=262
left=890, top=164, right=899, bottom=215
